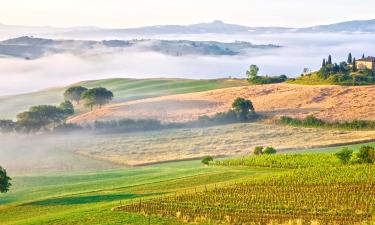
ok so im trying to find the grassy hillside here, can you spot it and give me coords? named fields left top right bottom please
left=0, top=78, right=248, bottom=119
left=0, top=160, right=278, bottom=225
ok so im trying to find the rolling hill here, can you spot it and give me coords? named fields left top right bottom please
left=0, top=78, right=248, bottom=119
left=69, top=83, right=375, bottom=124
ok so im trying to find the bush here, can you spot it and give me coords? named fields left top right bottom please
left=263, top=147, right=277, bottom=155
left=253, top=146, right=264, bottom=155
left=335, top=148, right=353, bottom=164
left=357, top=146, right=375, bottom=164
left=202, top=156, right=214, bottom=165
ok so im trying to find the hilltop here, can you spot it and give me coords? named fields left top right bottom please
left=69, top=83, right=375, bottom=124
left=0, top=78, right=248, bottom=119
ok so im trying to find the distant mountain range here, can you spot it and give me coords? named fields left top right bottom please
left=2, top=19, right=375, bottom=40
left=0, top=36, right=280, bottom=59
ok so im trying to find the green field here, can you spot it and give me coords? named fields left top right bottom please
left=0, top=160, right=280, bottom=225
left=0, top=78, right=248, bottom=119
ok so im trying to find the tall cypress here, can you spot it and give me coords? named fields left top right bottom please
left=322, top=58, right=326, bottom=68
left=347, top=53, right=352, bottom=64
left=362, top=53, right=365, bottom=59
left=327, top=55, right=332, bottom=65
left=352, top=58, right=357, bottom=72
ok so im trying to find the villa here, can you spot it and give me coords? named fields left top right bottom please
left=356, top=56, right=375, bottom=70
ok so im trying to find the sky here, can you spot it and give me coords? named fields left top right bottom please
left=1, top=0, right=375, bottom=28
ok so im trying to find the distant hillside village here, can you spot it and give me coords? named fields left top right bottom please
left=289, top=53, right=375, bottom=85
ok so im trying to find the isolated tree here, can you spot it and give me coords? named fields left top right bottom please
left=352, top=58, right=357, bottom=72
left=335, top=148, right=353, bottom=164
left=347, top=53, right=352, bottom=64
left=362, top=53, right=365, bottom=59
left=232, top=98, right=255, bottom=120
left=0, top=166, right=11, bottom=193
left=327, top=55, right=332, bottom=65
left=357, top=146, right=375, bottom=164
left=246, top=65, right=259, bottom=80
left=81, top=87, right=114, bottom=110
left=63, top=86, right=88, bottom=105
left=201, top=156, right=214, bottom=165
left=253, top=146, right=264, bottom=155
left=263, top=147, right=277, bottom=155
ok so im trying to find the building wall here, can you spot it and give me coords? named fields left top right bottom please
left=356, top=61, right=374, bottom=70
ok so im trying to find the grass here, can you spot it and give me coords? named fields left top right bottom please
left=122, top=153, right=375, bottom=224
left=69, top=122, right=375, bottom=166
left=0, top=160, right=279, bottom=225
left=0, top=78, right=248, bottom=119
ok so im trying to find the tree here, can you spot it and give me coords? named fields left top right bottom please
left=0, top=166, right=11, bottom=193
left=263, top=147, right=277, bottom=155
left=352, top=58, right=357, bottom=72
left=335, top=148, right=353, bottom=164
left=201, top=156, right=214, bottom=165
left=253, top=146, right=264, bottom=155
left=322, top=58, right=326, bottom=68
left=232, top=98, right=255, bottom=120
left=347, top=53, right=352, bottom=64
left=81, top=88, right=114, bottom=111
left=63, top=86, right=88, bottom=105
left=246, top=65, right=259, bottom=80
left=59, top=101, right=75, bottom=116
left=16, top=103, right=72, bottom=132
left=357, top=146, right=375, bottom=164
left=362, top=53, right=365, bottom=59
left=0, top=120, right=16, bottom=133
left=327, top=55, right=332, bottom=65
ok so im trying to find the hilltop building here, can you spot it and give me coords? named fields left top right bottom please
left=356, top=57, right=375, bottom=70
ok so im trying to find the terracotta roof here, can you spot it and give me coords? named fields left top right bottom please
left=357, top=56, right=375, bottom=62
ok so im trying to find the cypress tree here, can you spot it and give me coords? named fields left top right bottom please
left=347, top=53, right=352, bottom=64
left=322, top=58, right=326, bottom=68
left=352, top=58, right=357, bottom=72
left=327, top=55, right=332, bottom=65
left=362, top=53, right=365, bottom=59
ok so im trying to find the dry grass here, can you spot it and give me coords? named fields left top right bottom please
left=69, top=83, right=375, bottom=124
left=65, top=123, right=375, bottom=166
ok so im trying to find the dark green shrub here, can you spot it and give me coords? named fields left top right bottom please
left=335, top=148, right=353, bottom=164
left=202, top=156, right=214, bottom=165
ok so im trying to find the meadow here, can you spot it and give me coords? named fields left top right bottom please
left=0, top=78, right=247, bottom=119
left=66, top=122, right=375, bottom=166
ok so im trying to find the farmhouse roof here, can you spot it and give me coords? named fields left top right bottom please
left=357, top=56, right=375, bottom=62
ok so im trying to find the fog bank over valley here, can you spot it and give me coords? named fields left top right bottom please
left=0, top=32, right=374, bottom=95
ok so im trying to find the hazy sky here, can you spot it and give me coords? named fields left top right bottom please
left=1, top=0, right=374, bottom=28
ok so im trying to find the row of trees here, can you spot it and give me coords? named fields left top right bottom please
left=0, top=101, right=74, bottom=133
left=64, top=86, right=114, bottom=110
left=246, top=65, right=288, bottom=84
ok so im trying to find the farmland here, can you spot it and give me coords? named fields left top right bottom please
left=0, top=78, right=248, bottom=119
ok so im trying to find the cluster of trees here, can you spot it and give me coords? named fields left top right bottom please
left=335, top=146, right=375, bottom=165
left=295, top=53, right=375, bottom=85
left=253, top=146, right=277, bottom=155
left=0, top=101, right=74, bottom=133
left=280, top=115, right=375, bottom=130
left=246, top=65, right=288, bottom=84
left=64, top=86, right=114, bottom=110
left=198, top=97, right=257, bottom=125
left=0, top=166, right=11, bottom=193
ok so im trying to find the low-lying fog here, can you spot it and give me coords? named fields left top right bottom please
left=1, top=33, right=375, bottom=95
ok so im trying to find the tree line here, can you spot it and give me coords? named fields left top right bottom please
left=0, top=86, right=114, bottom=134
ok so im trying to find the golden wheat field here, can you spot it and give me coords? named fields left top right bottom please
left=63, top=123, right=375, bottom=166
left=69, top=83, right=375, bottom=124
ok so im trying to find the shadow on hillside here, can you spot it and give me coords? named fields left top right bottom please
left=27, top=193, right=151, bottom=206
